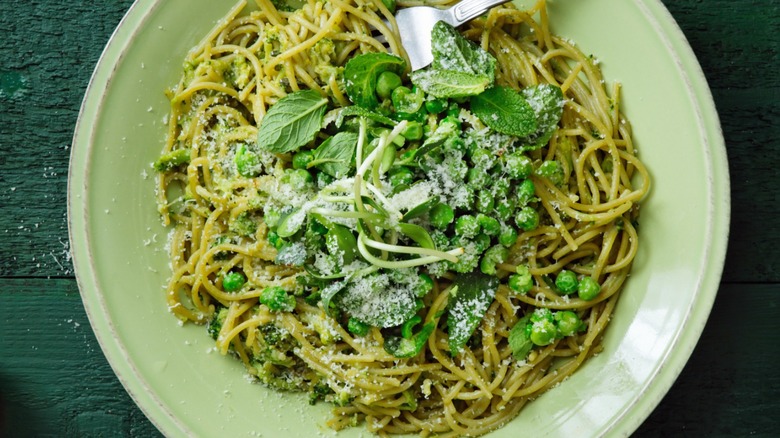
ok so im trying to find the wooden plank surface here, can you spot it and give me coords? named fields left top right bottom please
left=1, top=0, right=778, bottom=436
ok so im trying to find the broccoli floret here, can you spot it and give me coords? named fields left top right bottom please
left=207, top=307, right=229, bottom=340
left=153, top=148, right=190, bottom=172
left=229, top=212, right=258, bottom=237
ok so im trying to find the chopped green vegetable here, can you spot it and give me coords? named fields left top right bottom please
left=259, top=286, right=296, bottom=312
left=384, top=322, right=435, bottom=358
left=153, top=148, right=190, bottom=172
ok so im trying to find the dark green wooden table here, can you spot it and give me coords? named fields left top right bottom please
left=1, top=1, right=777, bottom=436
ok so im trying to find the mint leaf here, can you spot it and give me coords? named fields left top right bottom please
left=430, top=21, right=496, bottom=79
left=519, top=84, right=565, bottom=150
left=334, top=271, right=421, bottom=328
left=446, top=271, right=499, bottom=355
left=257, top=90, right=327, bottom=153
left=384, top=322, right=435, bottom=358
left=308, top=131, right=358, bottom=178
left=344, top=53, right=406, bottom=109
left=508, top=314, right=533, bottom=360
left=334, top=105, right=396, bottom=128
left=470, top=86, right=537, bottom=137
left=410, top=69, right=491, bottom=98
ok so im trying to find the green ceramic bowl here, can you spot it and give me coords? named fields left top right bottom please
left=69, top=0, right=729, bottom=436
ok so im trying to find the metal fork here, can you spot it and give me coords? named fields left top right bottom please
left=392, top=0, right=514, bottom=71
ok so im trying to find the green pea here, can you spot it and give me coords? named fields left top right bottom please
left=286, top=168, right=314, bottom=191
left=388, top=166, right=414, bottom=187
left=578, top=276, right=601, bottom=301
left=429, top=203, right=454, bottom=229
left=507, top=267, right=532, bottom=295
left=480, top=245, right=509, bottom=275
left=491, top=178, right=510, bottom=198
left=516, top=179, right=536, bottom=206
left=259, top=286, right=296, bottom=312
left=376, top=71, right=402, bottom=99
left=267, top=230, right=284, bottom=249
left=454, top=215, right=480, bottom=238
left=424, top=98, right=447, bottom=114
left=515, top=206, right=540, bottom=231
left=477, top=214, right=500, bottom=236
left=222, top=271, right=246, bottom=292
left=537, top=160, right=564, bottom=186
left=475, top=190, right=494, bottom=214
left=555, top=311, right=584, bottom=337
left=292, top=150, right=314, bottom=170
left=555, top=270, right=578, bottom=294
left=235, top=144, right=260, bottom=177
left=466, top=167, right=489, bottom=189
left=473, top=233, right=491, bottom=252
left=494, top=198, right=516, bottom=222
left=347, top=317, right=370, bottom=337
left=530, top=307, right=554, bottom=324
left=392, top=86, right=424, bottom=114
left=504, top=153, right=533, bottom=179
left=470, top=148, right=494, bottom=169
left=402, top=121, right=424, bottom=141
left=498, top=225, right=518, bottom=247
left=529, top=319, right=558, bottom=346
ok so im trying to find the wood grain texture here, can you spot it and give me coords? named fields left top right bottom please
left=0, top=0, right=777, bottom=436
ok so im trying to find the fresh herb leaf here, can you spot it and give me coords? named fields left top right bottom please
left=320, top=280, right=347, bottom=316
left=344, top=53, right=406, bottom=109
left=384, top=321, right=435, bottom=358
left=256, top=90, right=328, bottom=153
left=430, top=21, right=496, bottom=79
left=275, top=241, right=307, bottom=266
left=334, top=106, right=396, bottom=128
left=397, top=222, right=435, bottom=250
left=446, top=271, right=499, bottom=356
left=508, top=314, right=533, bottom=360
left=334, top=272, right=420, bottom=328
left=518, top=84, right=565, bottom=150
left=410, top=69, right=491, bottom=98
left=308, top=132, right=358, bottom=178
left=401, top=196, right=440, bottom=222
left=470, top=86, right=537, bottom=137
left=325, top=224, right=358, bottom=264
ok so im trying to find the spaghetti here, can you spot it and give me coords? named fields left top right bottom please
left=154, top=0, right=649, bottom=436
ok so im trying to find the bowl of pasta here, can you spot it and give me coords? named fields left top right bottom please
left=68, top=0, right=728, bottom=436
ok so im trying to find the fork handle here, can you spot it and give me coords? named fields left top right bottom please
left=450, top=0, right=513, bottom=25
